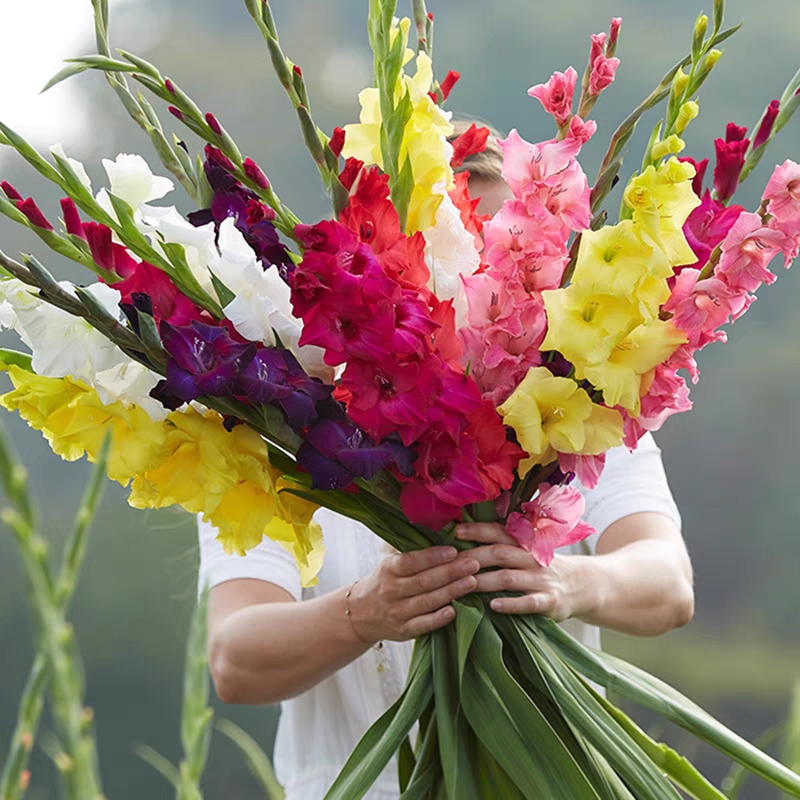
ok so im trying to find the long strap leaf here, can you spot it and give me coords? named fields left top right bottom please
left=538, top=618, right=800, bottom=798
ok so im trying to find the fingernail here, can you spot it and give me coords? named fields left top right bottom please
left=441, top=547, right=458, bottom=561
left=490, top=599, right=504, bottom=611
left=465, top=559, right=480, bottom=573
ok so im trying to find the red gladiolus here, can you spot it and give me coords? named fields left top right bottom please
left=17, top=198, right=53, bottom=230
left=1, top=181, right=22, bottom=201
left=60, top=198, right=86, bottom=239
left=450, top=123, right=490, bottom=168
left=339, top=157, right=364, bottom=192
left=713, top=125, right=750, bottom=202
left=329, top=127, right=346, bottom=158
left=242, top=157, right=270, bottom=190
left=436, top=70, right=460, bottom=102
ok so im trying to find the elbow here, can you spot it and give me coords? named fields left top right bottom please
left=671, top=578, right=695, bottom=630
left=209, top=634, right=247, bottom=705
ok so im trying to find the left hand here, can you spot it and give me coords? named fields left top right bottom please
left=455, top=523, right=585, bottom=621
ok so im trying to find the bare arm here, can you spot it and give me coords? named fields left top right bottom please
left=207, top=546, right=481, bottom=705
left=455, top=512, right=694, bottom=636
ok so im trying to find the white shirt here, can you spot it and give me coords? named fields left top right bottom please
left=197, top=432, right=681, bottom=800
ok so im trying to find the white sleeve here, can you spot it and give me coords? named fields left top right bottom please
left=197, top=514, right=302, bottom=601
left=579, top=432, right=682, bottom=554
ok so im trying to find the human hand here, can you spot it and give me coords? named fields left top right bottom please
left=455, top=523, right=586, bottom=620
left=348, top=546, right=480, bottom=644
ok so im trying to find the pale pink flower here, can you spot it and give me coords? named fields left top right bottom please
left=589, top=54, right=621, bottom=95
left=762, top=160, right=800, bottom=225
left=506, top=483, right=596, bottom=567
left=716, top=211, right=785, bottom=293
left=559, top=452, right=606, bottom=490
left=483, top=200, right=568, bottom=291
left=663, top=268, right=747, bottom=350
left=528, top=67, right=578, bottom=125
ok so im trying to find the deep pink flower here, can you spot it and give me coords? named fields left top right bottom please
left=342, top=359, right=438, bottom=445
left=528, top=67, right=578, bottom=125
left=467, top=400, right=525, bottom=498
left=1, top=181, right=23, bottom=201
left=589, top=33, right=607, bottom=66
left=16, top=198, right=53, bottom=230
left=625, top=365, right=693, bottom=446
left=506, top=483, right=596, bottom=567
left=753, top=100, right=780, bottom=150
left=60, top=198, right=86, bottom=240
left=565, top=115, right=597, bottom=145
left=242, top=157, right=270, bottom=190
left=678, top=157, right=710, bottom=198
left=399, top=479, right=463, bottom=530
left=682, top=191, right=744, bottom=271
left=115, top=261, right=204, bottom=327
left=716, top=211, right=785, bottom=293
left=713, top=125, right=750, bottom=202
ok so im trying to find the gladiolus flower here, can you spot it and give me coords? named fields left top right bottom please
left=528, top=67, right=578, bottom=125
left=506, top=483, right=596, bottom=567
left=713, top=124, right=750, bottom=202
left=242, top=157, right=270, bottom=190
left=450, top=124, right=490, bottom=169
left=715, top=211, right=786, bottom=293
left=16, top=198, right=53, bottom=230
left=589, top=53, right=620, bottom=96
left=762, top=160, right=800, bottom=227
left=329, top=127, right=346, bottom=159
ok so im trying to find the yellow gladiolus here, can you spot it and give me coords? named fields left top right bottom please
left=0, top=365, right=168, bottom=485
left=540, top=285, right=643, bottom=369
left=498, top=367, right=624, bottom=475
left=623, top=158, right=701, bottom=267
left=676, top=101, right=700, bottom=135
left=651, top=134, right=686, bottom=162
left=342, top=19, right=454, bottom=232
left=578, top=320, right=688, bottom=413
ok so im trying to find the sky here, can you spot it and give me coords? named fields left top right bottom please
left=0, top=0, right=158, bottom=159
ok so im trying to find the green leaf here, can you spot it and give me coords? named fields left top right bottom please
left=41, top=62, right=93, bottom=93
left=538, top=617, right=800, bottom=798
left=324, top=639, right=434, bottom=800
left=0, top=348, right=33, bottom=372
left=210, top=271, right=236, bottom=307
left=133, top=743, right=180, bottom=788
left=461, top=616, right=603, bottom=800
left=215, top=719, right=285, bottom=800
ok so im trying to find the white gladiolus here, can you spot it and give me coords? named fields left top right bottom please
left=96, top=153, right=175, bottom=221
left=138, top=203, right=217, bottom=295
left=93, top=361, right=168, bottom=421
left=211, top=219, right=332, bottom=381
left=423, top=186, right=480, bottom=328
left=49, top=143, right=92, bottom=191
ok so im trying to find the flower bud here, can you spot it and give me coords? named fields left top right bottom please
left=676, top=101, right=700, bottom=134
left=328, top=127, right=346, bottom=159
left=651, top=135, right=686, bottom=161
left=204, top=112, right=222, bottom=136
left=60, top=198, right=86, bottom=239
left=692, top=14, right=709, bottom=61
left=671, top=68, right=690, bottom=100
left=608, top=17, right=622, bottom=56
left=243, top=157, right=270, bottom=189
left=1, top=181, right=22, bottom=201
left=704, top=49, right=723, bottom=69
left=752, top=99, right=780, bottom=149
left=17, top=198, right=53, bottom=230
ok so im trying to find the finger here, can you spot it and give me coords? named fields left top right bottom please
left=490, top=594, right=556, bottom=616
left=389, top=546, right=458, bottom=578
left=466, top=544, right=535, bottom=572
left=400, top=575, right=478, bottom=618
left=455, top=523, right=517, bottom=546
left=402, top=605, right=456, bottom=638
left=473, top=569, right=541, bottom=594
left=400, top=557, right=480, bottom=597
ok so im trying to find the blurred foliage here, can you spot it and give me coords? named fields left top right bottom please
left=1, top=0, right=799, bottom=797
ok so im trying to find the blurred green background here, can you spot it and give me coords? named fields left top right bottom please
left=1, top=0, right=799, bottom=797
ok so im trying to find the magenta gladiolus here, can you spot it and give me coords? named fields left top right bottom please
left=506, top=483, right=596, bottom=567
left=713, top=124, right=750, bottom=202
left=753, top=100, right=780, bottom=149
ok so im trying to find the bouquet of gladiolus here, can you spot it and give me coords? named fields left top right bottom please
left=3, top=0, right=800, bottom=796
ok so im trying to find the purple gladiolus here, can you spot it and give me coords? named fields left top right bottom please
left=156, top=320, right=256, bottom=404
left=238, top=347, right=333, bottom=430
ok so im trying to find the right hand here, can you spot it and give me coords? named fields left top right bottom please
left=347, top=546, right=480, bottom=643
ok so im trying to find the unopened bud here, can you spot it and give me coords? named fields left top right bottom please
left=651, top=134, right=686, bottom=161
left=704, top=49, right=723, bottom=69
left=692, top=14, right=709, bottom=60
left=60, top=198, right=86, bottom=239
left=164, top=79, right=177, bottom=94
left=671, top=68, right=690, bottom=100
left=167, top=106, right=183, bottom=122
left=1, top=181, right=22, bottom=201
left=676, top=100, right=700, bottom=134
left=242, top=157, right=270, bottom=190
left=204, top=113, right=222, bottom=136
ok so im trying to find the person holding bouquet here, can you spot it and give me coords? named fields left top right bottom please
left=198, top=123, right=694, bottom=800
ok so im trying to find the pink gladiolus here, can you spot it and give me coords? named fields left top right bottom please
left=589, top=33, right=607, bottom=67
left=528, top=67, right=578, bottom=125
left=626, top=366, right=693, bottom=446
left=506, top=483, right=596, bottom=567
left=498, top=130, right=591, bottom=232
left=589, top=53, right=620, bottom=96
left=609, top=17, right=622, bottom=51
left=558, top=453, right=606, bottom=490
left=762, top=160, right=800, bottom=228
left=715, top=211, right=785, bottom=292
left=565, top=115, right=597, bottom=145
left=483, top=200, right=568, bottom=291
left=664, top=268, right=746, bottom=351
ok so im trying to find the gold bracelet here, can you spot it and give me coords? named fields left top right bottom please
left=344, top=580, right=383, bottom=652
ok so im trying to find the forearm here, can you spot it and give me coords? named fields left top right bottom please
left=210, top=586, right=368, bottom=705
left=569, top=539, right=694, bottom=636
